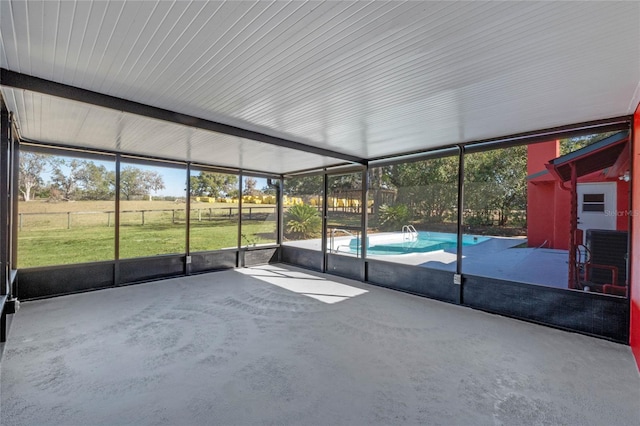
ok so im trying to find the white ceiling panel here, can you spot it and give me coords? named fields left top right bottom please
left=0, top=87, right=347, bottom=174
left=1, top=0, right=640, bottom=169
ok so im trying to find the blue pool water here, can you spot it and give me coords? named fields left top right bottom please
left=350, top=232, right=489, bottom=255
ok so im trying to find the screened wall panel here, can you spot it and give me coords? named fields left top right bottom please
left=119, top=161, right=186, bottom=259
left=17, top=148, right=116, bottom=267
left=367, top=156, right=459, bottom=271
left=240, top=176, right=278, bottom=247
left=189, top=169, right=239, bottom=252
left=282, top=175, right=323, bottom=251
left=326, top=172, right=363, bottom=258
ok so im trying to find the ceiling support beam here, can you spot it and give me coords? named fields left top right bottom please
left=367, top=117, right=631, bottom=165
left=0, top=68, right=366, bottom=165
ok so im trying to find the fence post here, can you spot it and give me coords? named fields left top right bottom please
left=67, top=212, right=71, bottom=229
left=172, top=209, right=176, bottom=224
left=141, top=210, right=145, bottom=226
left=19, top=213, right=22, bottom=230
left=209, top=208, right=212, bottom=221
left=228, top=207, right=232, bottom=218
left=249, top=207, right=252, bottom=220
left=198, top=209, right=202, bottom=221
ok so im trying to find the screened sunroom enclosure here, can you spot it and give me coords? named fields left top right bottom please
left=1, top=0, right=640, bottom=363
left=0, top=74, right=632, bottom=343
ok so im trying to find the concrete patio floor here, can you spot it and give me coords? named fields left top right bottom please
left=1, top=264, right=638, bottom=425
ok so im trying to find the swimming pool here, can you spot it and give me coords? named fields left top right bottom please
left=349, top=232, right=489, bottom=255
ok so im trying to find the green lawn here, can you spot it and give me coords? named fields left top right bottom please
left=18, top=220, right=276, bottom=268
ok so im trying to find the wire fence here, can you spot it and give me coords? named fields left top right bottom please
left=18, top=206, right=277, bottom=230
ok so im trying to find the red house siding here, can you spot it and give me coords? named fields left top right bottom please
left=527, top=142, right=564, bottom=248
left=631, top=102, right=640, bottom=371
left=617, top=179, right=630, bottom=231
left=527, top=181, right=555, bottom=247
left=553, top=187, right=571, bottom=250
left=527, top=141, right=559, bottom=175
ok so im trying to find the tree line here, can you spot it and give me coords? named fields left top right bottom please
left=19, top=153, right=165, bottom=202
left=283, top=146, right=527, bottom=229
left=21, top=133, right=609, bottom=214
left=284, top=133, right=614, bottom=230
left=189, top=174, right=277, bottom=199
left=19, top=152, right=274, bottom=202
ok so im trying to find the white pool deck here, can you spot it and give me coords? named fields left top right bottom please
left=285, top=232, right=570, bottom=289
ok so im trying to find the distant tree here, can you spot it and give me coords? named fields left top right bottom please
left=284, top=175, right=323, bottom=206
left=379, top=147, right=527, bottom=228
left=50, top=159, right=82, bottom=200
left=243, top=177, right=261, bottom=196
left=227, top=188, right=240, bottom=199
left=261, top=185, right=277, bottom=196
left=329, top=173, right=361, bottom=193
left=49, top=159, right=115, bottom=201
left=384, top=157, right=459, bottom=223
left=284, top=175, right=323, bottom=196
left=77, top=162, right=115, bottom=200
left=261, top=178, right=280, bottom=197
left=368, top=167, right=385, bottom=217
left=260, top=185, right=278, bottom=197
left=189, top=172, right=237, bottom=198
left=120, top=166, right=165, bottom=200
left=560, top=131, right=619, bottom=155
left=45, top=186, right=64, bottom=202
left=464, top=146, right=527, bottom=226
left=19, top=152, right=49, bottom=201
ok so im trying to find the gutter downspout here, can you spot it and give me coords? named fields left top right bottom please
left=568, top=163, right=578, bottom=289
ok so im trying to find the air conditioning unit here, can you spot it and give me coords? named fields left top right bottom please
left=586, top=229, right=628, bottom=287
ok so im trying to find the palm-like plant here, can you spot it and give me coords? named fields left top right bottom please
left=378, top=204, right=411, bottom=231
left=285, top=204, right=322, bottom=239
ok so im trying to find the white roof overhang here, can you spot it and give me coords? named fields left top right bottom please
left=1, top=1, right=639, bottom=173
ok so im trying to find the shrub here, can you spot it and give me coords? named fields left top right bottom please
left=285, top=204, right=321, bottom=239
left=378, top=204, right=411, bottom=231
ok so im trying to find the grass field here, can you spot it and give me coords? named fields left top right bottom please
left=18, top=200, right=277, bottom=268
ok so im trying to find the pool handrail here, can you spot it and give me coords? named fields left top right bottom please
left=330, top=228, right=359, bottom=255
left=402, top=224, right=418, bottom=241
